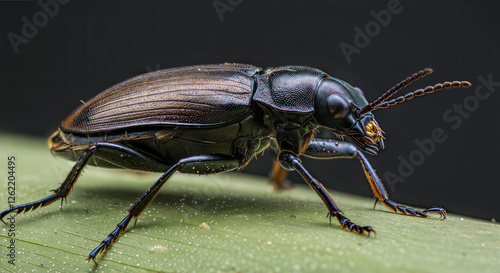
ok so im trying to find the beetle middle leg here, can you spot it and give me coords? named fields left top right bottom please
left=87, top=154, right=240, bottom=262
left=303, top=139, right=446, bottom=220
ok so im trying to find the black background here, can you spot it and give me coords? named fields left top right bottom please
left=0, top=0, right=499, bottom=220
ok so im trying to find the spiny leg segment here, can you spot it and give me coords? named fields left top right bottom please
left=0, top=146, right=96, bottom=222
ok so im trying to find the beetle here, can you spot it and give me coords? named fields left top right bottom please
left=1, top=63, right=470, bottom=262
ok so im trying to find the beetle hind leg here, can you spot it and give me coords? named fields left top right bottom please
left=0, top=194, right=58, bottom=223
left=0, top=145, right=98, bottom=222
left=0, top=142, right=170, bottom=223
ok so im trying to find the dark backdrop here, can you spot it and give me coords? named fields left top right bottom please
left=1, top=0, right=499, bottom=220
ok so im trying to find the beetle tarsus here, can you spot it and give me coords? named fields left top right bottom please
left=334, top=212, right=374, bottom=236
left=381, top=199, right=446, bottom=220
left=87, top=214, right=133, bottom=261
left=0, top=193, right=60, bottom=222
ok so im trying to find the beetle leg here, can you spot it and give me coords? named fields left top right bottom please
left=0, top=142, right=170, bottom=223
left=87, top=162, right=182, bottom=263
left=303, top=139, right=447, bottom=220
left=87, top=154, right=240, bottom=262
left=0, top=145, right=95, bottom=222
left=278, top=151, right=374, bottom=235
left=356, top=152, right=446, bottom=220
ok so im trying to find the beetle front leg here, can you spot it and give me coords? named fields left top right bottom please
left=304, top=139, right=446, bottom=220
left=356, top=152, right=446, bottom=219
left=278, top=151, right=374, bottom=235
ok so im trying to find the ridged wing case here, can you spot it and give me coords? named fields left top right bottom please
left=61, top=64, right=261, bottom=133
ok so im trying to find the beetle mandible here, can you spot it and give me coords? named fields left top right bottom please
left=0, top=63, right=471, bottom=262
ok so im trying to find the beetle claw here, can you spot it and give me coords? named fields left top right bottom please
left=86, top=255, right=98, bottom=266
left=423, top=207, right=447, bottom=220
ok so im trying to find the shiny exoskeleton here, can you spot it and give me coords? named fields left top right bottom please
left=0, top=63, right=471, bottom=262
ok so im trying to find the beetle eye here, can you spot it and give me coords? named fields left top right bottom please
left=326, top=94, right=350, bottom=120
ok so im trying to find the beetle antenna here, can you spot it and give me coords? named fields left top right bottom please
left=364, top=81, right=471, bottom=112
left=359, top=68, right=433, bottom=115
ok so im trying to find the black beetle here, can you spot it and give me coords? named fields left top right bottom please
left=1, top=63, right=470, bottom=262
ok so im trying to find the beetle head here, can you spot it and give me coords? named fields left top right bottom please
left=313, top=77, right=385, bottom=155
left=314, top=68, right=471, bottom=155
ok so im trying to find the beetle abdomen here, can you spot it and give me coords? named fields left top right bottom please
left=61, top=64, right=261, bottom=133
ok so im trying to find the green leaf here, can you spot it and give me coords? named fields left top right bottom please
left=0, top=134, right=499, bottom=272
